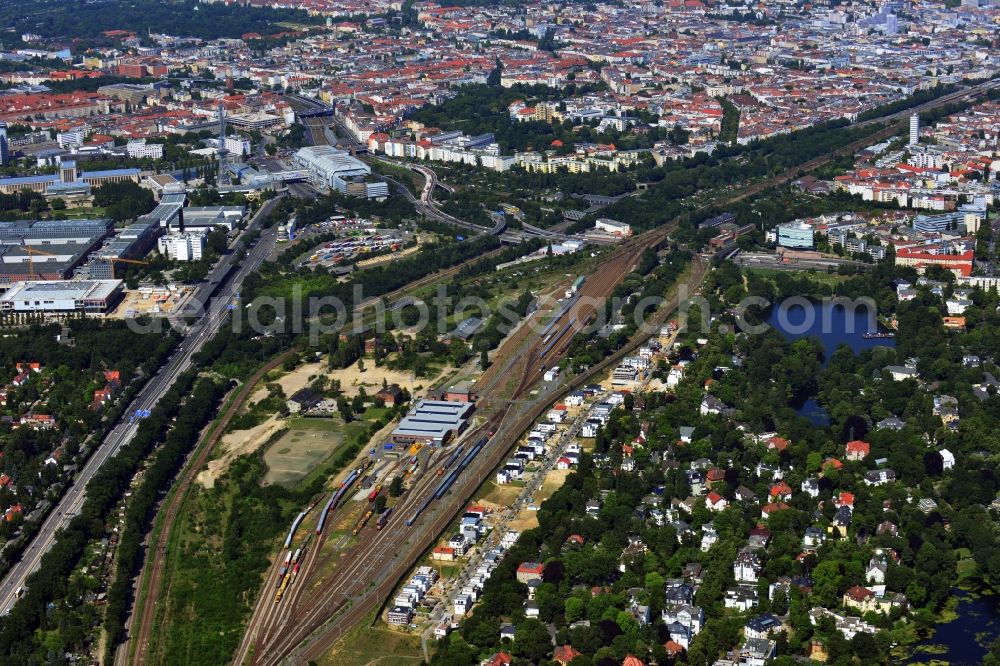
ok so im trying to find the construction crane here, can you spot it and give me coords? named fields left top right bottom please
left=19, top=244, right=58, bottom=281
left=99, top=256, right=148, bottom=267
left=97, top=255, right=149, bottom=278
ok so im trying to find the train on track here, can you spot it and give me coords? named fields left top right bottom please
left=540, top=317, right=576, bottom=359
left=353, top=509, right=374, bottom=536
left=273, top=539, right=309, bottom=603
left=405, top=435, right=488, bottom=527
left=316, top=459, right=372, bottom=534
left=437, top=444, right=464, bottom=476
left=539, top=294, right=580, bottom=344
left=276, top=551, right=292, bottom=587
left=283, top=509, right=309, bottom=550
left=375, top=507, right=393, bottom=530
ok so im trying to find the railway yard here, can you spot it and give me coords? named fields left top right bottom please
left=146, top=106, right=857, bottom=663
left=230, top=223, right=696, bottom=666
left=115, top=79, right=1000, bottom=666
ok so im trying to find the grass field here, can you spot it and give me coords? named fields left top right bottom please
left=477, top=480, right=521, bottom=509
left=318, top=611, right=424, bottom=666
left=263, top=417, right=352, bottom=487
left=955, top=548, right=977, bottom=579
left=745, top=266, right=853, bottom=287
left=365, top=158, right=426, bottom=195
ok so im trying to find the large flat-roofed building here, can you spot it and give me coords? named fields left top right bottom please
left=0, top=279, right=124, bottom=314
left=227, top=112, right=282, bottom=131
left=0, top=219, right=112, bottom=283
left=390, top=400, right=475, bottom=447
left=157, top=231, right=206, bottom=261
left=183, top=206, right=245, bottom=231
left=345, top=180, right=390, bottom=199
left=0, top=243, right=96, bottom=282
left=87, top=217, right=164, bottom=279
left=594, top=218, right=632, bottom=236
left=0, top=218, right=113, bottom=242
left=97, top=83, right=152, bottom=105
left=777, top=221, right=815, bottom=249
left=913, top=211, right=981, bottom=236
left=0, top=167, right=140, bottom=195
left=126, top=139, right=164, bottom=160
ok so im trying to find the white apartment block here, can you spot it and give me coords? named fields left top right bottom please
left=57, top=128, right=86, bottom=150
left=157, top=232, right=206, bottom=261
left=126, top=139, right=165, bottom=159
left=224, top=136, right=251, bottom=156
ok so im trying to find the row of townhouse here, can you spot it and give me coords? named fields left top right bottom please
left=496, top=426, right=550, bottom=484
left=580, top=391, right=627, bottom=438
left=387, top=566, right=439, bottom=626
left=453, top=530, right=521, bottom=617
left=442, top=506, right=491, bottom=559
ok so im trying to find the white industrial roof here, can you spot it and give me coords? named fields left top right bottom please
left=0, top=279, right=122, bottom=302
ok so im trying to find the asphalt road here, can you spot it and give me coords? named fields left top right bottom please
left=286, top=181, right=319, bottom=199
left=0, top=197, right=282, bottom=614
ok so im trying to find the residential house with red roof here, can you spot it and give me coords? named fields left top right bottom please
left=845, top=440, right=870, bottom=461
left=516, top=562, right=545, bottom=583
left=706, top=492, right=728, bottom=512
left=553, top=645, right=582, bottom=665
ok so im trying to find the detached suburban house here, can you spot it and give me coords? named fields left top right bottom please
left=845, top=440, right=870, bottom=461
left=515, top=562, right=545, bottom=583
left=885, top=365, right=918, bottom=381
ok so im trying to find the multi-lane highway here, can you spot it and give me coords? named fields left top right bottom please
left=0, top=196, right=283, bottom=615
left=372, top=157, right=499, bottom=236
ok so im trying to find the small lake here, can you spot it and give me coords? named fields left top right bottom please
left=767, top=299, right=896, bottom=426
left=767, top=298, right=896, bottom=358
left=795, top=398, right=830, bottom=427
left=910, top=589, right=1000, bottom=664
left=767, top=302, right=1000, bottom=655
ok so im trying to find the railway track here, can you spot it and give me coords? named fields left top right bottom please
left=507, top=223, right=675, bottom=400
left=278, top=257, right=709, bottom=666
left=473, top=278, right=569, bottom=397
left=236, top=426, right=493, bottom=665
left=229, top=78, right=1000, bottom=664
left=123, top=351, right=295, bottom=666
left=235, top=222, right=682, bottom=666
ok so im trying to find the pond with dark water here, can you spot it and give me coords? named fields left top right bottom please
left=767, top=299, right=895, bottom=425
left=768, top=302, right=999, bottom=658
